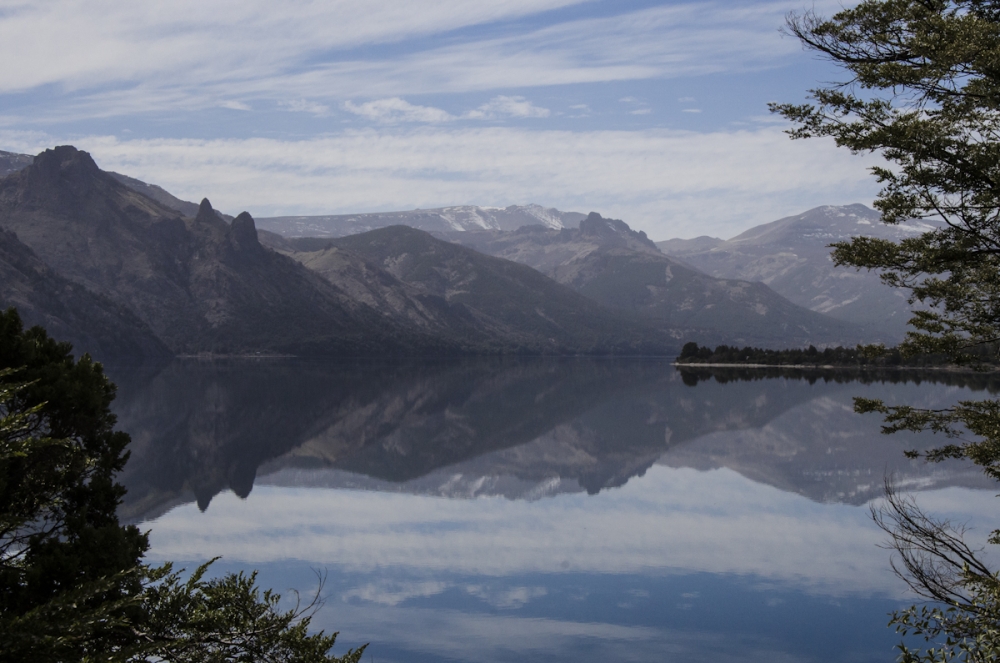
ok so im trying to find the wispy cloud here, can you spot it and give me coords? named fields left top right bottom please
left=464, top=96, right=551, bottom=120
left=344, top=98, right=454, bottom=123
left=0, top=0, right=586, bottom=94
left=0, top=2, right=811, bottom=121
left=279, top=99, right=330, bottom=115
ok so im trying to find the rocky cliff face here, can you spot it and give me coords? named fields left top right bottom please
left=0, top=146, right=450, bottom=356
left=0, top=227, right=170, bottom=362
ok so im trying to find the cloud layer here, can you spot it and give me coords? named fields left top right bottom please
left=1, top=125, right=879, bottom=239
left=0, top=1, right=838, bottom=121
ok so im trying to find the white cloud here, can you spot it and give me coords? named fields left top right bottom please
left=219, top=100, right=251, bottom=111
left=0, top=0, right=586, bottom=94
left=678, top=96, right=696, bottom=102
left=681, top=108, right=701, bottom=113
left=629, top=108, right=652, bottom=115
left=464, top=95, right=550, bottom=120
left=343, top=98, right=454, bottom=123
left=0, top=2, right=810, bottom=121
left=279, top=99, right=330, bottom=115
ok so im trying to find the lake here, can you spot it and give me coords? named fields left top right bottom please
left=108, top=358, right=1000, bottom=663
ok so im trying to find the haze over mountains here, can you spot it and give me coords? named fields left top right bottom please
left=0, top=146, right=913, bottom=362
left=435, top=214, right=867, bottom=347
left=255, top=205, right=586, bottom=237
left=658, top=205, right=931, bottom=341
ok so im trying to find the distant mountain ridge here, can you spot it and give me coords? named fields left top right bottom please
left=317, top=225, right=679, bottom=354
left=436, top=213, right=875, bottom=348
left=0, top=150, right=32, bottom=178
left=255, top=205, right=587, bottom=237
left=657, top=204, right=934, bottom=340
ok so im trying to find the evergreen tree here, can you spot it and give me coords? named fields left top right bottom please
left=0, top=308, right=364, bottom=662
left=772, top=2, right=1000, bottom=660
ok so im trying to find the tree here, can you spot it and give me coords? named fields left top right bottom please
left=772, top=2, right=1000, bottom=660
left=0, top=308, right=364, bottom=662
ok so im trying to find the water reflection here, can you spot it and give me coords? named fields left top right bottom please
left=108, top=359, right=1000, bottom=663
left=111, top=359, right=995, bottom=520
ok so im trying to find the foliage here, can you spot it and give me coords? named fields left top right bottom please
left=675, top=341, right=966, bottom=367
left=771, top=0, right=1000, bottom=364
left=771, top=2, right=1000, bottom=660
left=0, top=308, right=364, bottom=662
left=873, top=481, right=1000, bottom=662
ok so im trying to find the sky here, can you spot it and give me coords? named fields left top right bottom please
left=0, top=0, right=877, bottom=240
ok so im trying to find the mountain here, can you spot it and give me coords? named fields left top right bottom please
left=0, top=226, right=170, bottom=362
left=106, top=171, right=233, bottom=222
left=1, top=146, right=681, bottom=357
left=438, top=213, right=873, bottom=347
left=255, top=204, right=587, bottom=237
left=0, top=146, right=463, bottom=356
left=0, top=150, right=33, bottom=178
left=264, top=224, right=681, bottom=354
left=657, top=204, right=937, bottom=341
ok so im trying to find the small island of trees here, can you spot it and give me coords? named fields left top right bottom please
left=675, top=341, right=997, bottom=369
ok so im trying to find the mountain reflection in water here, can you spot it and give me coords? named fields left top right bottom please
left=111, top=358, right=995, bottom=519
left=110, top=359, right=1000, bottom=663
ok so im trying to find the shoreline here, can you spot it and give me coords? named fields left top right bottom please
left=673, top=362, right=1000, bottom=373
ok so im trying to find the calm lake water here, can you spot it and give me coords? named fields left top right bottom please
left=107, top=358, right=1000, bottom=663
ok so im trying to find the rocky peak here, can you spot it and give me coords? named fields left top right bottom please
left=0, top=145, right=128, bottom=210
left=579, top=212, right=657, bottom=250
left=33, top=145, right=101, bottom=179
left=228, top=211, right=262, bottom=253
left=195, top=198, right=216, bottom=223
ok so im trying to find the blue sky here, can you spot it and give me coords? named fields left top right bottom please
left=0, top=0, right=878, bottom=239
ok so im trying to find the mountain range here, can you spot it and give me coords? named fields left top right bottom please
left=0, top=145, right=911, bottom=360
left=0, top=147, right=471, bottom=358
left=0, top=146, right=678, bottom=360
left=657, top=205, right=933, bottom=341
left=254, top=205, right=586, bottom=237
left=432, top=213, right=871, bottom=347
